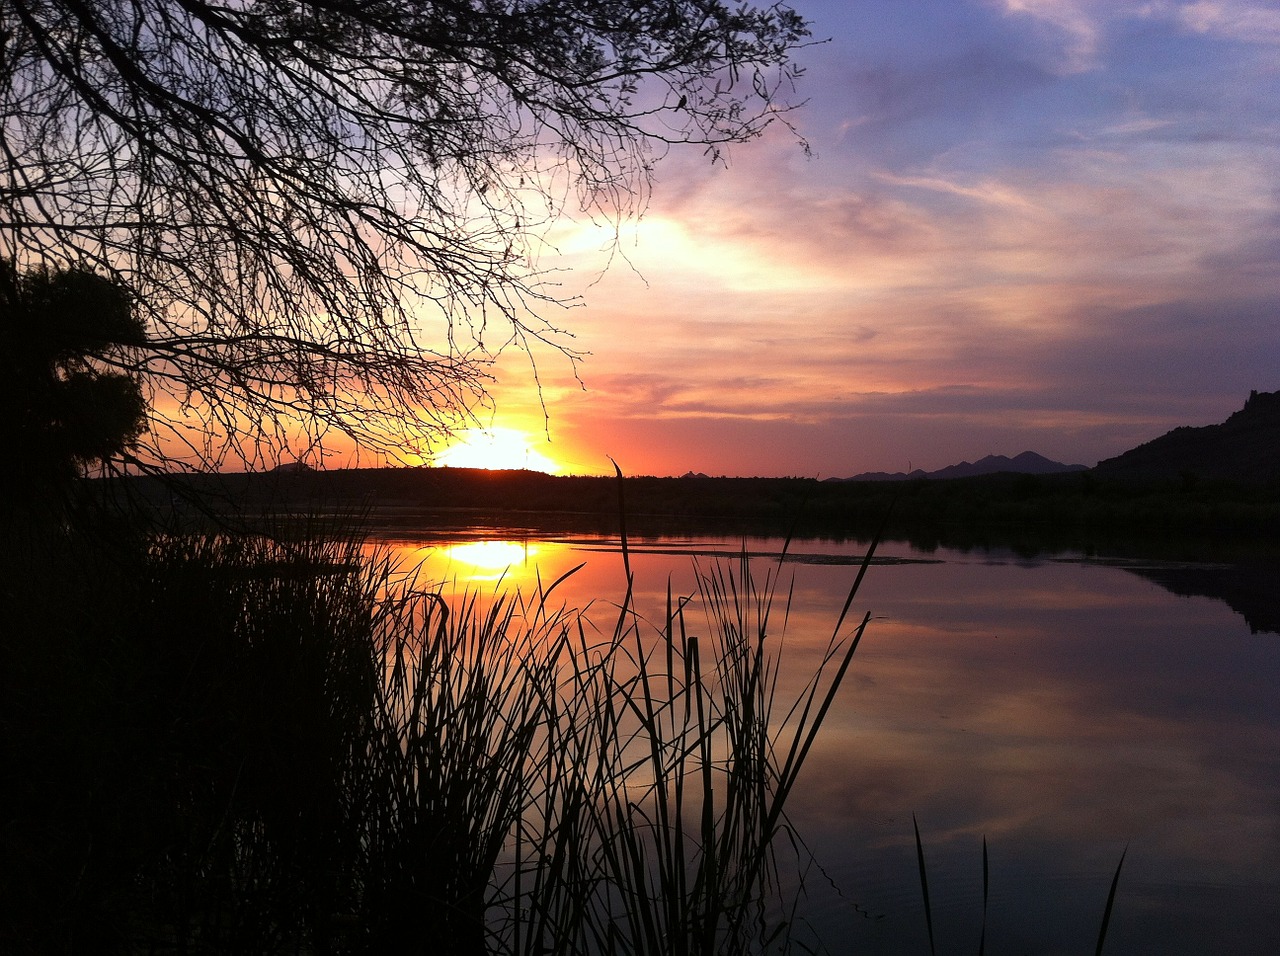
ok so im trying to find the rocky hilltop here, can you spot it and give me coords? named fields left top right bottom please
left=1094, top=390, right=1280, bottom=483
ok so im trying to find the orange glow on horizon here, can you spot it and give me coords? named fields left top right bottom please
left=432, top=427, right=562, bottom=473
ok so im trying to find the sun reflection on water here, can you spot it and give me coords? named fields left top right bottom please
left=360, top=530, right=1280, bottom=953
left=446, top=540, right=536, bottom=568
left=379, top=538, right=591, bottom=593
left=443, top=540, right=537, bottom=581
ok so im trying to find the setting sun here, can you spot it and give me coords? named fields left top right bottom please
left=433, top=427, right=561, bottom=473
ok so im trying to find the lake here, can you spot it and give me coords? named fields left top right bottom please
left=369, top=519, right=1280, bottom=955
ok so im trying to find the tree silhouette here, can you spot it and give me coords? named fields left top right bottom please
left=1, top=262, right=148, bottom=485
left=0, top=0, right=811, bottom=468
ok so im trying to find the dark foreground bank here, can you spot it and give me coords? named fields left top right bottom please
left=2, top=500, right=866, bottom=955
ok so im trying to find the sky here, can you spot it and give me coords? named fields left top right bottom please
left=435, top=0, right=1280, bottom=478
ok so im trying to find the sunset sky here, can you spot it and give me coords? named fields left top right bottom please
left=438, top=0, right=1280, bottom=478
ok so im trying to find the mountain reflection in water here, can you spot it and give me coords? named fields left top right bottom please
left=1103, top=559, right=1279, bottom=635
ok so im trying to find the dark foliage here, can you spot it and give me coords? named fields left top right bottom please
left=0, top=515, right=379, bottom=953
left=0, top=261, right=148, bottom=487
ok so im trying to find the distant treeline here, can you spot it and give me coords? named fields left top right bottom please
left=103, top=467, right=1280, bottom=553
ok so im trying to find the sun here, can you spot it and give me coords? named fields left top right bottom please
left=433, top=427, right=562, bottom=473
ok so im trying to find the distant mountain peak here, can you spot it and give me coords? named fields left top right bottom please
left=839, top=451, right=1087, bottom=482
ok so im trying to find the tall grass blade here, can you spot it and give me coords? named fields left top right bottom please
left=1094, top=845, right=1127, bottom=956
left=772, top=527, right=882, bottom=810
left=979, top=835, right=988, bottom=956
left=610, top=457, right=632, bottom=585
left=914, top=814, right=937, bottom=956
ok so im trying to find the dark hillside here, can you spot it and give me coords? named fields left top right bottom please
left=1094, top=390, right=1280, bottom=482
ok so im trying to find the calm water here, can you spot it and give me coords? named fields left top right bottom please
left=372, top=524, right=1280, bottom=955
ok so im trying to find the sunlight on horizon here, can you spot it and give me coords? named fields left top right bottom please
left=432, top=427, right=562, bottom=473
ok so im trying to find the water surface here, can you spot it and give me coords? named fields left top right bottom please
left=374, top=525, right=1280, bottom=955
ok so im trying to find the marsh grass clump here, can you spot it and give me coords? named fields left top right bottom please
left=347, top=536, right=873, bottom=956
left=2, top=513, right=385, bottom=952
left=1, top=512, right=873, bottom=955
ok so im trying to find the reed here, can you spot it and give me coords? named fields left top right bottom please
left=910, top=818, right=1127, bottom=956
left=350, top=537, right=874, bottom=955
left=3, top=511, right=873, bottom=954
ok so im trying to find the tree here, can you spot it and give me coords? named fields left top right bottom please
left=0, top=0, right=811, bottom=469
left=1, top=261, right=149, bottom=485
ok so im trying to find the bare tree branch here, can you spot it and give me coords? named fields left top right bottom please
left=0, top=0, right=811, bottom=468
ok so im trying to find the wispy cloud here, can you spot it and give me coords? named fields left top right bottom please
left=1151, top=1, right=1280, bottom=43
left=874, top=172, right=1042, bottom=210
left=993, top=0, right=1104, bottom=72
left=506, top=0, right=1280, bottom=475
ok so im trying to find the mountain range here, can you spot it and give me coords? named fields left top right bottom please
left=837, top=450, right=1088, bottom=482
left=836, top=389, right=1279, bottom=484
